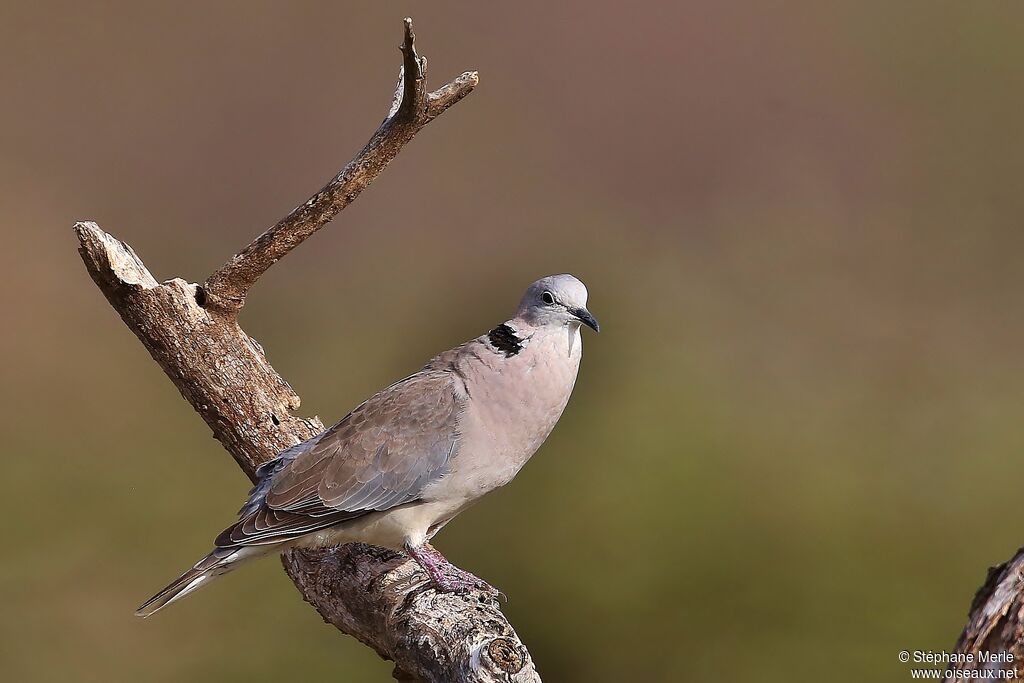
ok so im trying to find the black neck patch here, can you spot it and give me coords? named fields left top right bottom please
left=487, top=323, right=524, bottom=357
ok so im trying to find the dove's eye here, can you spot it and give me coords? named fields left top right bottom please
left=542, top=291, right=555, bottom=305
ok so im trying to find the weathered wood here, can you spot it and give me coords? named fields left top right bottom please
left=73, top=18, right=539, bottom=683
left=947, top=548, right=1024, bottom=681
left=202, top=18, right=478, bottom=314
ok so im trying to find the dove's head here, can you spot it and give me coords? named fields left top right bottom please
left=516, top=274, right=599, bottom=332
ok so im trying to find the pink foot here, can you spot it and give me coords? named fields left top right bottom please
left=405, top=543, right=503, bottom=597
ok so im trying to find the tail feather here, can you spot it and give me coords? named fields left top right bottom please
left=135, top=547, right=251, bottom=617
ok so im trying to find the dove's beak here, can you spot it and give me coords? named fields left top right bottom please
left=572, top=307, right=600, bottom=333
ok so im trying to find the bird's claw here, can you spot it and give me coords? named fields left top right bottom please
left=405, top=543, right=505, bottom=600
left=432, top=566, right=505, bottom=600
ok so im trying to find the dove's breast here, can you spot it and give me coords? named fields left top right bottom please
left=424, top=324, right=582, bottom=504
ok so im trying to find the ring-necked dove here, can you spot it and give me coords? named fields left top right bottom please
left=137, top=274, right=599, bottom=616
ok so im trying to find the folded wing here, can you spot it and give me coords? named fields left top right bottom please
left=215, top=370, right=462, bottom=548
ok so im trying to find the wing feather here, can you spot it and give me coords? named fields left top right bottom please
left=215, top=369, right=462, bottom=550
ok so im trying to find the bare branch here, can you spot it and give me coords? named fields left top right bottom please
left=427, top=71, right=481, bottom=119
left=284, top=544, right=540, bottom=682
left=201, top=17, right=478, bottom=313
left=947, top=547, right=1024, bottom=681
left=74, top=19, right=538, bottom=683
left=75, top=221, right=320, bottom=478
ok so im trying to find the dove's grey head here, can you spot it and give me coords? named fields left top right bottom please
left=516, top=274, right=600, bottom=332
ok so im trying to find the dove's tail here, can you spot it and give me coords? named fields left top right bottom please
left=135, top=546, right=264, bottom=617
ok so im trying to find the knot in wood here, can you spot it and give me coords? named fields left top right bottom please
left=486, top=637, right=525, bottom=674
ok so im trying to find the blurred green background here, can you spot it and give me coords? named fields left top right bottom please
left=2, top=2, right=1023, bottom=681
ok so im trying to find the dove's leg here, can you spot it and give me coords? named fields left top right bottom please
left=404, top=543, right=499, bottom=595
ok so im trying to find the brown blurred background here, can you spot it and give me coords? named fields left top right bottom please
left=2, top=2, right=1023, bottom=681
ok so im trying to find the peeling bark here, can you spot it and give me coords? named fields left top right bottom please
left=74, top=19, right=539, bottom=683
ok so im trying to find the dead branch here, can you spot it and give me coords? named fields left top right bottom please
left=201, top=18, right=478, bottom=314
left=946, top=548, right=1024, bottom=681
left=74, top=18, right=539, bottom=683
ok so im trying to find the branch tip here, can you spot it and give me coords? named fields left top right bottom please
left=403, top=17, right=414, bottom=44
left=74, top=221, right=158, bottom=289
left=397, top=18, right=424, bottom=117
left=202, top=17, right=477, bottom=313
